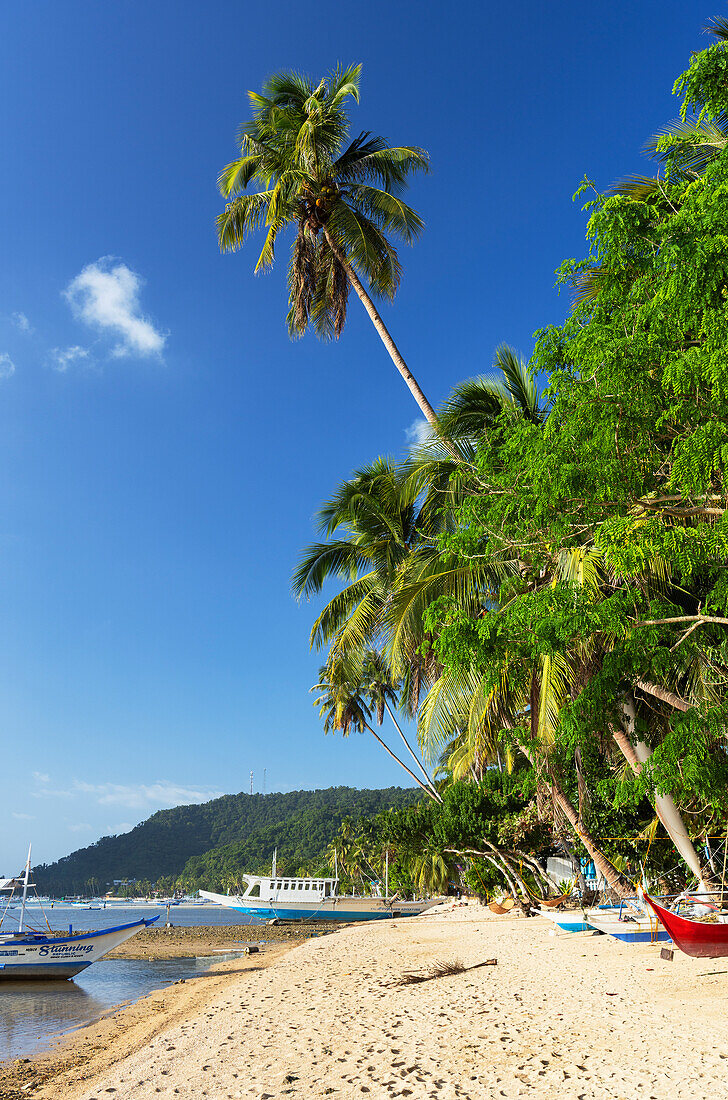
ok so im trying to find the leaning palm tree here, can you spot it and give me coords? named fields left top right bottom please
left=312, top=656, right=437, bottom=799
left=217, top=64, right=440, bottom=430
left=362, top=649, right=441, bottom=801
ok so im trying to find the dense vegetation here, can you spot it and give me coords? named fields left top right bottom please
left=33, top=787, right=420, bottom=896
left=294, top=18, right=728, bottom=905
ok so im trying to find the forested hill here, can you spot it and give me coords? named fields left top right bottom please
left=33, top=787, right=420, bottom=896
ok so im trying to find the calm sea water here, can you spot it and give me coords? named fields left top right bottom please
left=0, top=904, right=266, bottom=1062
left=10, top=901, right=266, bottom=933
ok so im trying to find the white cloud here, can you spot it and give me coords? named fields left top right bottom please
left=68, top=822, right=92, bottom=833
left=64, top=258, right=167, bottom=359
left=73, top=779, right=223, bottom=810
left=405, top=418, right=434, bottom=446
left=11, top=311, right=30, bottom=332
left=0, top=353, right=16, bottom=379
left=30, top=774, right=223, bottom=811
left=11, top=812, right=34, bottom=821
left=49, top=345, right=90, bottom=372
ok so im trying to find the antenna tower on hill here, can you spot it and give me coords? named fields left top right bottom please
left=263, top=768, right=266, bottom=794
left=249, top=770, right=253, bottom=795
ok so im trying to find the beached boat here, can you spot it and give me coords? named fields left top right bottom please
left=537, top=905, right=621, bottom=933
left=584, top=906, right=671, bottom=943
left=536, top=908, right=592, bottom=932
left=643, top=892, right=728, bottom=958
left=0, top=847, right=159, bottom=979
left=200, top=855, right=437, bottom=921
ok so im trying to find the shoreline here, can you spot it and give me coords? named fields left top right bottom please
left=5, top=902, right=728, bottom=1099
left=0, top=941, right=299, bottom=1100
left=105, top=921, right=344, bottom=958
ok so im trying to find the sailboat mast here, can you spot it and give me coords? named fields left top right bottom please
left=385, top=849, right=389, bottom=900
left=18, top=844, right=31, bottom=933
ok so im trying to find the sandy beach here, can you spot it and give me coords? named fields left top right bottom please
left=5, top=902, right=728, bottom=1100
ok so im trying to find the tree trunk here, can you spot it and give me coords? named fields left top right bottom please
left=384, top=700, right=441, bottom=801
left=616, top=694, right=709, bottom=889
left=633, top=678, right=690, bottom=713
left=323, top=229, right=460, bottom=459
left=518, top=741, right=632, bottom=897
left=363, top=722, right=437, bottom=800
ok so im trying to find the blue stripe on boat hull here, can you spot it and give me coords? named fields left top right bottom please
left=603, top=929, right=672, bottom=944
left=225, top=905, right=397, bottom=921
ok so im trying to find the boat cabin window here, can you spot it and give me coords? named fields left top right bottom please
left=248, top=883, right=260, bottom=898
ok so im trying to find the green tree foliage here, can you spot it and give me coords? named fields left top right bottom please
left=422, top=22, right=728, bottom=873
left=297, top=21, right=728, bottom=898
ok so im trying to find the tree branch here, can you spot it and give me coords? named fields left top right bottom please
left=633, top=679, right=691, bottom=713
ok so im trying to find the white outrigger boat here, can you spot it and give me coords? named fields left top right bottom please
left=200, top=852, right=438, bottom=922
left=0, top=846, right=158, bottom=980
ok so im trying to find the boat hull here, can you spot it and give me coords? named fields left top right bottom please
left=536, top=909, right=592, bottom=932
left=644, top=893, right=728, bottom=958
left=0, top=917, right=158, bottom=980
left=585, top=914, right=671, bottom=943
left=199, top=890, right=434, bottom=922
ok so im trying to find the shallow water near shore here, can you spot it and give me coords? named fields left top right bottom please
left=0, top=904, right=268, bottom=1063
left=0, top=951, right=247, bottom=1062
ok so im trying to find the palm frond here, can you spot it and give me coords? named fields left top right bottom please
left=292, top=541, right=373, bottom=598
left=327, top=63, right=362, bottom=106
left=607, top=176, right=662, bottom=200
left=216, top=191, right=276, bottom=253
left=704, top=15, right=728, bottom=40
left=437, top=376, right=512, bottom=440
left=494, top=345, right=544, bottom=424
left=346, top=185, right=425, bottom=243
left=326, top=205, right=402, bottom=298
left=646, top=116, right=728, bottom=177
left=309, top=575, right=382, bottom=651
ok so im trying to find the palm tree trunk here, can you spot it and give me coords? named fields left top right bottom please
left=323, top=229, right=459, bottom=459
left=383, top=700, right=442, bottom=801
left=517, top=741, right=632, bottom=897
left=363, top=721, right=437, bottom=800
left=616, top=694, right=709, bottom=889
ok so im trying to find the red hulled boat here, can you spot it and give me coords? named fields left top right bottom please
left=644, top=893, right=728, bottom=958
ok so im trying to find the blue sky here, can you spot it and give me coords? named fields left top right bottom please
left=0, top=0, right=709, bottom=870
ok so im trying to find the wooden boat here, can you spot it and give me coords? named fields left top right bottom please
left=585, top=909, right=671, bottom=943
left=0, top=846, right=158, bottom=979
left=201, top=851, right=438, bottom=922
left=0, top=917, right=160, bottom=979
left=538, top=904, right=621, bottom=934
left=537, top=908, right=592, bottom=932
left=643, top=892, right=728, bottom=958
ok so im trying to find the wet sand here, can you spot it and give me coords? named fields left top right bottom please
left=5, top=902, right=728, bottom=1099
left=105, top=922, right=342, bottom=959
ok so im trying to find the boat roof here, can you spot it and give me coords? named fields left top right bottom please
left=245, top=873, right=338, bottom=883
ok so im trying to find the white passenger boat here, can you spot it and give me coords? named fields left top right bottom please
left=200, top=853, right=437, bottom=922
left=0, top=846, right=158, bottom=979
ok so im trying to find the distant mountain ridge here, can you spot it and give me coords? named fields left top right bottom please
left=34, top=786, right=420, bottom=895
